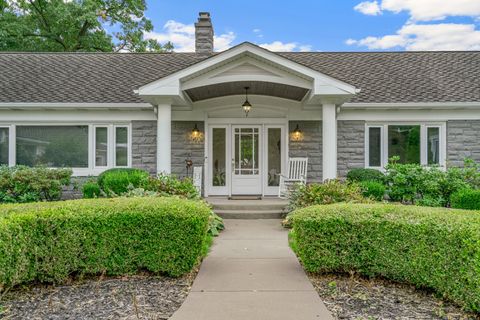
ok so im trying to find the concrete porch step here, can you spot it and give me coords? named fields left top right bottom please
left=214, top=209, right=284, bottom=219
left=205, top=197, right=289, bottom=219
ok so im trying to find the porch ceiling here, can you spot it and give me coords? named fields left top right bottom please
left=184, top=81, right=310, bottom=102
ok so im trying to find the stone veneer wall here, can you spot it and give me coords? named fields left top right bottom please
left=447, top=120, right=480, bottom=167
left=131, top=121, right=157, bottom=174
left=171, top=121, right=205, bottom=178
left=289, top=121, right=322, bottom=182
left=337, top=120, right=365, bottom=178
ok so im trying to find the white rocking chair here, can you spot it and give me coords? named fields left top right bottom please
left=278, top=157, right=308, bottom=198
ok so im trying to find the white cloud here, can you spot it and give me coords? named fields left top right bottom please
left=253, top=28, right=261, bottom=33
left=354, top=0, right=480, bottom=21
left=145, top=20, right=236, bottom=52
left=380, top=0, right=480, bottom=21
left=259, top=41, right=312, bottom=52
left=347, top=23, right=480, bottom=50
left=349, top=0, right=480, bottom=51
left=354, top=1, right=382, bottom=16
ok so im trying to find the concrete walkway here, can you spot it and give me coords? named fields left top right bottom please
left=170, top=219, right=333, bottom=320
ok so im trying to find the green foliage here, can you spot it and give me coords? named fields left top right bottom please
left=359, top=181, right=385, bottom=201
left=287, top=180, right=365, bottom=212
left=0, top=197, right=211, bottom=290
left=97, top=168, right=149, bottom=196
left=144, top=174, right=200, bottom=200
left=451, top=189, right=480, bottom=210
left=0, top=0, right=173, bottom=52
left=291, top=203, right=480, bottom=312
left=346, top=168, right=385, bottom=183
left=384, top=157, right=477, bottom=207
left=208, top=211, right=225, bottom=237
left=0, top=166, right=72, bottom=203
left=81, top=181, right=101, bottom=199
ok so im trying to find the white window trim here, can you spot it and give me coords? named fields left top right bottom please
left=365, top=122, right=446, bottom=169
left=0, top=122, right=132, bottom=176
left=93, top=125, right=110, bottom=169
left=364, top=124, right=384, bottom=169
left=113, top=125, right=132, bottom=168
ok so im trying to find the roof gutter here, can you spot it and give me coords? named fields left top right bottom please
left=342, top=102, right=480, bottom=109
left=0, top=102, right=154, bottom=110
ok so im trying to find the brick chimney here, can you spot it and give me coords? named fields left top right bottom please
left=195, top=12, right=214, bottom=55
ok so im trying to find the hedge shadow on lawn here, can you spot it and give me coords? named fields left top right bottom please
left=290, top=203, right=480, bottom=313
left=0, top=197, right=211, bottom=291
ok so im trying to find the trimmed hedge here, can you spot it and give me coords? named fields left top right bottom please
left=451, top=189, right=480, bottom=210
left=290, top=203, right=480, bottom=312
left=0, top=197, right=211, bottom=289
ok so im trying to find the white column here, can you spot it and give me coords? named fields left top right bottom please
left=322, top=103, right=337, bottom=181
left=156, top=103, right=172, bottom=174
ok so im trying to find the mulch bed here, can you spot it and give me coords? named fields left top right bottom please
left=0, top=271, right=197, bottom=320
left=309, top=272, right=480, bottom=320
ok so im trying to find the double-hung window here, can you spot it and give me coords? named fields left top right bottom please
left=366, top=123, right=445, bottom=169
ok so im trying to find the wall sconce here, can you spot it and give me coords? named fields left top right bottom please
left=290, top=124, right=304, bottom=141
left=190, top=123, right=203, bottom=142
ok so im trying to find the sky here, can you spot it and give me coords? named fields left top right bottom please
left=143, top=0, right=480, bottom=52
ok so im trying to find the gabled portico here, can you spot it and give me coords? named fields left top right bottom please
left=136, top=42, right=358, bottom=196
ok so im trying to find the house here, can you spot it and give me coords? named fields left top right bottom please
left=1, top=12, right=479, bottom=197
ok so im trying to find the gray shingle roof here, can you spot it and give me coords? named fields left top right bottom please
left=0, top=51, right=479, bottom=104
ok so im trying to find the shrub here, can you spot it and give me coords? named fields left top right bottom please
left=97, top=168, right=149, bottom=196
left=359, top=180, right=385, bottom=201
left=451, top=189, right=480, bottom=210
left=0, top=197, right=211, bottom=290
left=290, top=203, right=480, bottom=312
left=0, top=166, right=72, bottom=203
left=144, top=174, right=199, bottom=199
left=82, top=181, right=101, bottom=199
left=384, top=157, right=472, bottom=207
left=346, top=168, right=385, bottom=183
left=287, top=180, right=365, bottom=212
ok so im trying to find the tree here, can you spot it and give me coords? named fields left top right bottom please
left=0, top=0, right=173, bottom=52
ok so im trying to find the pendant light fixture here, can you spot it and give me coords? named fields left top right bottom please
left=242, top=86, right=252, bottom=117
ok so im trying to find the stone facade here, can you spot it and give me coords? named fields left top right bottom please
left=447, top=120, right=480, bottom=167
left=171, top=121, right=205, bottom=178
left=289, top=121, right=323, bottom=182
left=131, top=121, right=157, bottom=174
left=337, top=120, right=365, bottom=178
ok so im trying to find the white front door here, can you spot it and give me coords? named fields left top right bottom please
left=231, top=125, right=262, bottom=195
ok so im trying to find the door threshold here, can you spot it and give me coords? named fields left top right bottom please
left=228, top=195, right=262, bottom=200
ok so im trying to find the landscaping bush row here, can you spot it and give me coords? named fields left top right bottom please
left=83, top=168, right=200, bottom=200
left=0, top=166, right=72, bottom=203
left=346, top=158, right=480, bottom=208
left=290, top=203, right=480, bottom=312
left=0, top=197, right=211, bottom=290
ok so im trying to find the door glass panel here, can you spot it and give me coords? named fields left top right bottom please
left=212, top=128, right=226, bottom=186
left=268, top=128, right=281, bottom=186
left=234, top=127, right=259, bottom=175
left=0, top=128, right=8, bottom=165
left=427, top=127, right=440, bottom=165
left=368, top=127, right=381, bottom=167
left=388, top=125, right=420, bottom=164
left=95, top=127, right=108, bottom=167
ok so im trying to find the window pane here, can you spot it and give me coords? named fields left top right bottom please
left=388, top=125, right=420, bottom=164
left=212, top=128, right=226, bottom=186
left=95, top=127, right=108, bottom=167
left=427, top=127, right=440, bottom=165
left=0, top=128, right=8, bottom=165
left=368, top=127, right=381, bottom=167
left=115, top=127, right=128, bottom=167
left=16, top=126, right=88, bottom=167
left=268, top=128, right=281, bottom=186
